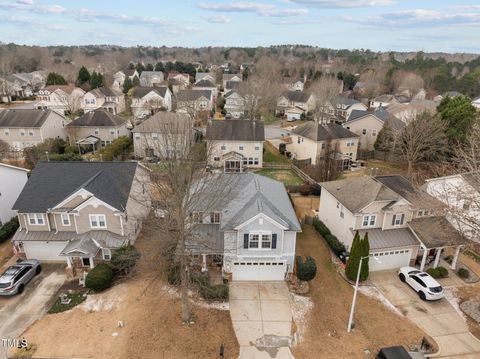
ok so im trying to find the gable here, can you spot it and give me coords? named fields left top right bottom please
left=234, top=213, right=288, bottom=231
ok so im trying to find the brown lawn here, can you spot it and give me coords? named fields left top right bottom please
left=292, top=225, right=432, bottom=358
left=18, top=227, right=239, bottom=359
left=457, top=284, right=480, bottom=341
left=292, top=196, right=319, bottom=221
left=0, top=240, right=13, bottom=268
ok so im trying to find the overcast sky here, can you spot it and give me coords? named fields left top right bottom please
left=0, top=0, right=479, bottom=53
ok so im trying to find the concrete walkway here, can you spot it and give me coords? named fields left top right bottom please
left=229, top=282, right=295, bottom=359
left=371, top=270, right=480, bottom=358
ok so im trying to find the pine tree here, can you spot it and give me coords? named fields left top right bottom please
left=132, top=75, right=140, bottom=87
left=90, top=71, right=104, bottom=89
left=46, top=72, right=67, bottom=86
left=345, top=231, right=361, bottom=281
left=360, top=232, right=370, bottom=281
left=155, top=62, right=164, bottom=72
left=76, top=66, right=91, bottom=86
left=123, top=77, right=133, bottom=94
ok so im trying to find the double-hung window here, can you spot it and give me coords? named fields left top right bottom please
left=102, top=248, right=112, bottom=260
left=210, top=212, right=220, bottom=224
left=89, top=214, right=107, bottom=229
left=362, top=214, right=376, bottom=227
left=61, top=213, right=70, bottom=226
left=28, top=213, right=44, bottom=225
left=249, top=234, right=259, bottom=249
left=392, top=213, right=405, bottom=226
left=261, top=234, right=272, bottom=249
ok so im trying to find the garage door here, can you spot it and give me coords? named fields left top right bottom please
left=22, top=241, right=67, bottom=261
left=369, top=248, right=412, bottom=271
left=232, top=261, right=286, bottom=281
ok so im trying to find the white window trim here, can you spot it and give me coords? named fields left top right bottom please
left=248, top=231, right=273, bottom=250
left=89, top=214, right=107, bottom=229
left=102, top=248, right=112, bottom=260
left=28, top=213, right=45, bottom=225
left=362, top=214, right=376, bottom=228
left=393, top=213, right=404, bottom=226
left=61, top=213, right=71, bottom=226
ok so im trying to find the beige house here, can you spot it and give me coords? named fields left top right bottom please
left=11, top=161, right=150, bottom=270
left=222, top=74, right=242, bottom=89
left=276, top=91, right=315, bottom=120
left=287, top=122, right=359, bottom=166
left=176, top=89, right=213, bottom=114
left=82, top=87, right=125, bottom=115
left=0, top=109, right=67, bottom=151
left=326, top=96, right=368, bottom=121
left=65, top=109, right=129, bottom=151
left=130, top=86, right=172, bottom=119
left=112, top=68, right=139, bottom=89
left=132, top=112, right=193, bottom=159
left=36, top=85, right=85, bottom=116
left=206, top=119, right=264, bottom=172
left=319, top=175, right=466, bottom=271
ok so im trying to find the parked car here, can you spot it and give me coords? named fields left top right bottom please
left=338, top=251, right=350, bottom=264
left=398, top=266, right=444, bottom=301
left=0, top=259, right=42, bottom=296
left=376, top=346, right=412, bottom=359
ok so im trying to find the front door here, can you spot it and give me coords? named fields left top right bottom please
left=82, top=257, right=91, bottom=267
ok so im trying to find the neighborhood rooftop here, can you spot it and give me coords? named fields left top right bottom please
left=292, top=122, right=358, bottom=142
left=0, top=109, right=54, bottom=128
left=66, top=109, right=126, bottom=127
left=132, top=112, right=191, bottom=133
left=131, top=86, right=168, bottom=98
left=206, top=119, right=265, bottom=142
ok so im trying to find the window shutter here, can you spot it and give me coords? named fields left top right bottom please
left=272, top=234, right=277, bottom=249
left=401, top=214, right=405, bottom=224
left=391, top=215, right=396, bottom=226
left=243, top=234, right=249, bottom=249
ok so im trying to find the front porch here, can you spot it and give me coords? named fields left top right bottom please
left=222, top=151, right=244, bottom=173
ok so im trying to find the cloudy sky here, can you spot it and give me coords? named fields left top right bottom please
left=0, top=0, right=479, bottom=52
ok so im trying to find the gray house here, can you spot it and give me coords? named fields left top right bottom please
left=189, top=173, right=301, bottom=281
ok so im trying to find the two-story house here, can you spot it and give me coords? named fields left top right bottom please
left=319, top=175, right=466, bottom=271
left=193, top=79, right=218, bottom=98
left=222, top=74, right=242, bottom=89
left=276, top=91, right=315, bottom=120
left=195, top=72, right=216, bottom=84
left=82, top=87, right=126, bottom=115
left=326, top=96, right=368, bottom=121
left=112, top=68, right=139, bottom=89
left=0, top=109, right=67, bottom=151
left=176, top=89, right=213, bottom=114
left=189, top=172, right=301, bottom=281
left=224, top=90, right=245, bottom=119
left=0, top=163, right=29, bottom=226
left=287, top=122, right=359, bottom=166
left=36, top=85, right=86, bottom=116
left=65, top=109, right=129, bottom=150
left=132, top=112, right=193, bottom=159
left=168, top=72, right=190, bottom=87
left=206, top=119, right=264, bottom=172
left=130, top=86, right=172, bottom=119
left=139, top=71, right=164, bottom=87
left=11, top=161, right=150, bottom=269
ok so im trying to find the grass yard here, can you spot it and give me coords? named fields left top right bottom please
left=263, top=142, right=291, bottom=164
left=0, top=240, right=13, bottom=268
left=256, top=168, right=303, bottom=186
left=293, top=225, right=431, bottom=358
left=48, top=292, right=87, bottom=314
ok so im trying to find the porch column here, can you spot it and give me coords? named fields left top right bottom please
left=201, top=254, right=208, bottom=272
left=433, top=247, right=443, bottom=268
left=89, top=257, right=94, bottom=269
left=66, top=256, right=72, bottom=268
left=451, top=246, right=462, bottom=270
left=420, top=247, right=428, bottom=272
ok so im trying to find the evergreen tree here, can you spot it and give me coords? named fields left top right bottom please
left=135, top=63, right=145, bottom=75
left=90, top=71, right=104, bottom=89
left=76, top=66, right=91, bottom=86
left=155, top=62, right=164, bottom=72
left=438, top=95, right=477, bottom=144
left=123, top=77, right=133, bottom=94
left=132, top=75, right=140, bottom=87
left=345, top=231, right=361, bottom=281
left=145, top=63, right=154, bottom=71
left=360, top=232, right=370, bottom=281
left=45, top=72, right=67, bottom=86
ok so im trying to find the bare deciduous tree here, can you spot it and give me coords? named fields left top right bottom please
left=400, top=112, right=448, bottom=174
left=0, top=138, right=11, bottom=159
left=308, top=75, right=342, bottom=117
left=455, top=121, right=480, bottom=172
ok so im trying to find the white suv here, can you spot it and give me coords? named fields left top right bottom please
left=398, top=266, right=444, bottom=301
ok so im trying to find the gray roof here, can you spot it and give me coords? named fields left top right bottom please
left=59, top=230, right=127, bottom=255
left=124, top=68, right=137, bottom=77
left=292, top=122, right=358, bottom=142
left=132, top=112, right=192, bottom=133
left=12, top=230, right=77, bottom=242
left=225, top=81, right=240, bottom=90
left=195, top=72, right=212, bottom=82
left=353, top=228, right=419, bottom=250
left=408, top=217, right=467, bottom=248
left=194, top=79, right=216, bottom=88
left=346, top=107, right=390, bottom=123
left=223, top=74, right=241, bottom=81
left=139, top=71, right=163, bottom=79
left=131, top=86, right=168, bottom=99
left=330, top=96, right=361, bottom=108
left=206, top=119, right=264, bottom=141
left=89, top=87, right=120, bottom=98
left=186, top=224, right=223, bottom=254
left=192, top=173, right=301, bottom=232
left=0, top=109, right=54, bottom=128
left=281, top=90, right=312, bottom=103
left=66, top=109, right=126, bottom=128
left=177, top=89, right=212, bottom=102
left=13, top=161, right=138, bottom=212
left=321, top=176, right=399, bottom=213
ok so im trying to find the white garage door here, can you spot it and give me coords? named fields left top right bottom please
left=369, top=248, right=412, bottom=271
left=232, top=261, right=286, bottom=281
left=287, top=113, right=301, bottom=121
left=22, top=241, right=67, bottom=261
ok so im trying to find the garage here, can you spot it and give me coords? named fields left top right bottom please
left=232, top=261, right=287, bottom=281
left=369, top=248, right=413, bottom=271
left=21, top=241, right=67, bottom=262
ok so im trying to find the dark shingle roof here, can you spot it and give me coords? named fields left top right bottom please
left=194, top=79, right=216, bottom=88
left=206, top=119, right=264, bottom=141
left=346, top=107, right=390, bottom=123
left=292, top=122, right=357, bottom=142
left=132, top=112, right=192, bottom=134
left=124, top=68, right=136, bottom=77
left=13, top=161, right=139, bottom=212
left=408, top=217, right=467, bottom=248
left=0, top=109, right=54, bottom=128
left=329, top=96, right=360, bottom=108
left=90, top=87, right=120, bottom=97
left=66, top=109, right=126, bottom=128
left=177, top=89, right=212, bottom=102
left=131, top=86, right=168, bottom=99
left=281, top=90, right=312, bottom=103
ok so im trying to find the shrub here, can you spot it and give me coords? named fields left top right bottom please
left=110, top=245, right=140, bottom=274
left=457, top=267, right=470, bottom=279
left=324, top=234, right=346, bottom=256
left=0, top=217, right=19, bottom=244
left=313, top=218, right=331, bottom=237
left=296, top=256, right=317, bottom=282
left=426, top=266, right=449, bottom=279
left=199, top=284, right=229, bottom=301
left=85, top=263, right=114, bottom=291
left=444, top=255, right=453, bottom=265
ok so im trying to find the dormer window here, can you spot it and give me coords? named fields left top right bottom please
left=28, top=213, right=44, bottom=225
left=392, top=213, right=405, bottom=226
left=362, top=215, right=376, bottom=227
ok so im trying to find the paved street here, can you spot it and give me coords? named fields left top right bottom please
left=264, top=125, right=292, bottom=140
left=0, top=264, right=65, bottom=359
left=371, top=270, right=480, bottom=358
left=230, top=282, right=295, bottom=359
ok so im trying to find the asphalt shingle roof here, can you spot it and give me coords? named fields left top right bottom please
left=13, top=161, right=139, bottom=212
left=66, top=109, right=126, bottom=127
left=0, top=109, right=53, bottom=128
left=177, top=89, right=212, bottom=102
left=292, top=122, right=358, bottom=142
left=132, top=112, right=192, bottom=133
left=346, top=107, right=390, bottom=123
left=194, top=79, right=216, bottom=88
left=281, top=90, right=312, bottom=103
left=206, top=119, right=265, bottom=141
left=131, top=86, right=168, bottom=99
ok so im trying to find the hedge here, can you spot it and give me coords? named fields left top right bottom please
left=0, top=217, right=19, bottom=244
left=312, top=218, right=346, bottom=255
left=313, top=218, right=331, bottom=237
left=296, top=256, right=317, bottom=282
left=85, top=263, right=114, bottom=291
left=426, top=266, right=448, bottom=279
left=192, top=272, right=229, bottom=301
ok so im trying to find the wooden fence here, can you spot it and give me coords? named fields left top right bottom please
left=262, top=162, right=318, bottom=186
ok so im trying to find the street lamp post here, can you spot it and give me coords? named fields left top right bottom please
left=347, top=255, right=369, bottom=333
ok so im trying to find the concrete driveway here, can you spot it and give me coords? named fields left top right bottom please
left=371, top=270, right=480, bottom=358
left=0, top=264, right=65, bottom=359
left=229, top=282, right=295, bottom=359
